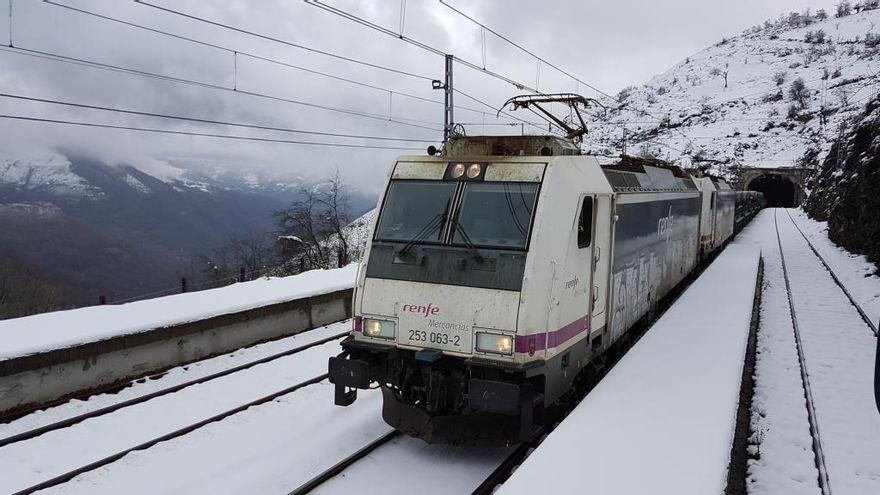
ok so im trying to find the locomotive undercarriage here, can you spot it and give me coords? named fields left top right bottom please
left=329, top=339, right=546, bottom=446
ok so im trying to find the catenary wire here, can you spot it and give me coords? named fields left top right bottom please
left=131, top=0, right=551, bottom=130
left=0, top=92, right=438, bottom=143
left=0, top=45, right=443, bottom=132
left=129, top=0, right=435, bottom=82
left=433, top=0, right=711, bottom=158
left=42, top=0, right=520, bottom=122
left=301, top=0, right=542, bottom=93
left=0, top=114, right=427, bottom=150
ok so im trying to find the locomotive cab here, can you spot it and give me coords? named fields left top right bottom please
left=329, top=135, right=615, bottom=445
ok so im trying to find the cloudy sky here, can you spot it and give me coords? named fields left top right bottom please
left=0, top=0, right=838, bottom=193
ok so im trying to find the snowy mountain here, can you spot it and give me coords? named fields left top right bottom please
left=0, top=154, right=305, bottom=306
left=0, top=156, right=302, bottom=200
left=583, top=6, right=880, bottom=173
left=0, top=157, right=101, bottom=200
left=0, top=153, right=378, bottom=311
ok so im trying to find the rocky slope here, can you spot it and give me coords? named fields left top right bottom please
left=804, top=95, right=880, bottom=267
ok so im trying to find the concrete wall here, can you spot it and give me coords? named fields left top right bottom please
left=0, top=288, right=353, bottom=419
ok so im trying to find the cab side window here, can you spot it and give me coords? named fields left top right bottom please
left=578, top=197, right=593, bottom=248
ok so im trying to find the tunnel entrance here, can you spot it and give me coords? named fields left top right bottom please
left=747, top=174, right=797, bottom=207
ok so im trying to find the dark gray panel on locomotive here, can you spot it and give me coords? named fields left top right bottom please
left=607, top=196, right=701, bottom=341
left=365, top=243, right=527, bottom=292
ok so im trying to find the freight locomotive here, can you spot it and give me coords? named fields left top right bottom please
left=329, top=134, right=762, bottom=445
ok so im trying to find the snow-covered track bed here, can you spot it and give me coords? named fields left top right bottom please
left=287, top=431, right=401, bottom=495
left=758, top=209, right=880, bottom=495
left=0, top=323, right=350, bottom=494
left=26, top=385, right=391, bottom=494
left=0, top=325, right=348, bottom=448
left=304, top=432, right=515, bottom=495
left=784, top=210, right=879, bottom=337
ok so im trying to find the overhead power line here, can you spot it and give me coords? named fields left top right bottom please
left=437, top=0, right=611, bottom=101
left=302, top=0, right=541, bottom=93
left=130, top=0, right=435, bottom=82
left=42, top=0, right=517, bottom=122
left=0, top=92, right=439, bottom=143
left=434, top=1, right=712, bottom=157
left=130, top=0, right=550, bottom=131
left=453, top=87, right=557, bottom=135
left=0, top=45, right=443, bottom=132
left=304, top=0, right=707, bottom=158
left=0, top=113, right=426, bottom=150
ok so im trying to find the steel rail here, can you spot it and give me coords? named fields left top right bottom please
left=470, top=434, right=540, bottom=495
left=773, top=209, right=833, bottom=495
left=0, top=331, right=347, bottom=448
left=287, top=430, right=400, bottom=495
left=785, top=209, right=879, bottom=336
left=9, top=374, right=329, bottom=495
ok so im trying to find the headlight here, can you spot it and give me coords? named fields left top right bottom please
left=363, top=318, right=396, bottom=339
left=475, top=332, right=513, bottom=355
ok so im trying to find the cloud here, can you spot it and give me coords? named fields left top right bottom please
left=0, top=0, right=838, bottom=193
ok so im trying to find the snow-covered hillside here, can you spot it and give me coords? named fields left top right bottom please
left=0, top=156, right=302, bottom=199
left=584, top=7, right=880, bottom=173
left=0, top=157, right=100, bottom=199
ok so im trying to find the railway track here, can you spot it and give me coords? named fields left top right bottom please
left=0, top=324, right=350, bottom=495
left=287, top=431, right=400, bottom=495
left=0, top=329, right=347, bottom=448
left=772, top=209, right=880, bottom=495
left=784, top=209, right=878, bottom=337
left=773, top=210, right=833, bottom=495
left=10, top=373, right=329, bottom=495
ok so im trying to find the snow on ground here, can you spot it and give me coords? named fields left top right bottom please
left=313, top=435, right=513, bottom=495
left=0, top=321, right=349, bottom=440
left=789, top=209, right=880, bottom=328
left=499, top=238, right=762, bottom=493
left=0, top=264, right=357, bottom=361
left=583, top=8, right=880, bottom=170
left=741, top=211, right=820, bottom=495
left=37, top=385, right=390, bottom=495
left=738, top=209, right=880, bottom=494
left=0, top=335, right=345, bottom=493
left=774, top=210, right=880, bottom=494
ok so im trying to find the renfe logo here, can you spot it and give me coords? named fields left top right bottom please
left=658, top=206, right=675, bottom=239
left=402, top=303, right=440, bottom=317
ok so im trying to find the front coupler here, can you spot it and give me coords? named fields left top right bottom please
left=328, top=351, right=370, bottom=406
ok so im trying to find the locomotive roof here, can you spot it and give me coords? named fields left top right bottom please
left=443, top=135, right=580, bottom=157
left=602, top=156, right=698, bottom=192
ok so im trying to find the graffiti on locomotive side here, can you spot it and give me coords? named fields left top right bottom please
left=609, top=234, right=697, bottom=342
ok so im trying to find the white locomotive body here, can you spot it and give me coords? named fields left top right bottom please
left=329, top=135, right=756, bottom=445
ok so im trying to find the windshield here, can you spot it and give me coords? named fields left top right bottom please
left=453, top=182, right=538, bottom=249
left=374, top=180, right=456, bottom=242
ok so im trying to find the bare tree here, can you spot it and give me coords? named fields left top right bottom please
left=275, top=171, right=353, bottom=273
left=710, top=63, right=730, bottom=89
left=316, top=170, right=352, bottom=267
left=0, top=256, right=61, bottom=319
left=788, top=77, right=810, bottom=109
left=229, top=233, right=271, bottom=279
